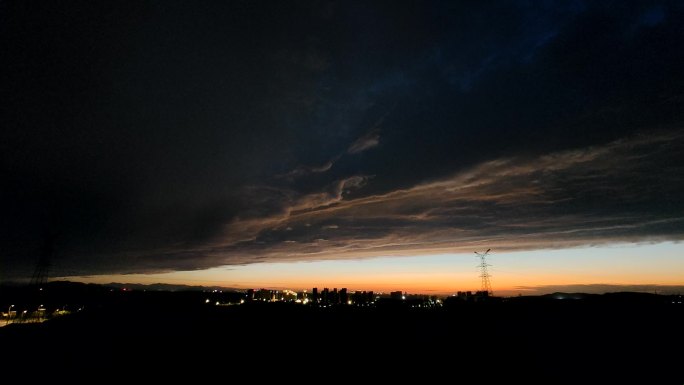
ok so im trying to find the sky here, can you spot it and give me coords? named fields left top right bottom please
left=2, top=1, right=684, bottom=294
left=69, top=243, right=684, bottom=296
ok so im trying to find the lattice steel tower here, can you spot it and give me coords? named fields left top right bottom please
left=475, top=249, right=493, bottom=295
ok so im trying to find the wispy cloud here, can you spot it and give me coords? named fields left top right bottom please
left=281, top=111, right=388, bottom=181
left=172, top=130, right=683, bottom=269
left=347, top=110, right=390, bottom=154
left=278, top=158, right=337, bottom=179
left=348, top=131, right=380, bottom=154
left=50, top=130, right=684, bottom=275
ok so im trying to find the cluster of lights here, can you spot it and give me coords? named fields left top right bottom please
left=201, top=289, right=446, bottom=307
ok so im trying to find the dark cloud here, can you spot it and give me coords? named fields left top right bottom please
left=1, top=1, right=684, bottom=278
left=179, top=130, right=684, bottom=268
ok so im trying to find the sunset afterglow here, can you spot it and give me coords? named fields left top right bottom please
left=65, top=242, right=684, bottom=296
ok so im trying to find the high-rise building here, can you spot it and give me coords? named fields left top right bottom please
left=340, top=288, right=348, bottom=305
left=322, top=288, right=330, bottom=305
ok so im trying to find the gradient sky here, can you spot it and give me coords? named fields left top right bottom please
left=2, top=1, right=684, bottom=294
left=68, top=242, right=684, bottom=295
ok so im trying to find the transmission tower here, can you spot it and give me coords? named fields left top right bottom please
left=475, top=249, right=493, bottom=295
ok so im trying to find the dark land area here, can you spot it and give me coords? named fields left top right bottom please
left=2, top=283, right=682, bottom=383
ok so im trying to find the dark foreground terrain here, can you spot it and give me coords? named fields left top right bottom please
left=2, top=290, right=683, bottom=383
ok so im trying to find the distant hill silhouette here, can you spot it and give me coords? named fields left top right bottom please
left=104, top=282, right=242, bottom=292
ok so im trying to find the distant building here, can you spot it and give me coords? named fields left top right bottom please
left=447, top=290, right=492, bottom=304
left=322, top=288, right=329, bottom=305
left=340, top=288, right=348, bottom=304
left=352, top=291, right=371, bottom=305
left=256, top=289, right=276, bottom=301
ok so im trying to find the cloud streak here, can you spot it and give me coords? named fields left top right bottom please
left=347, top=108, right=391, bottom=154
left=278, top=159, right=336, bottom=179
left=347, top=132, right=380, bottom=154
left=69, top=129, right=683, bottom=274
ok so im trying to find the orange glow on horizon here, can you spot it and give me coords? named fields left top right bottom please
left=58, top=242, right=684, bottom=296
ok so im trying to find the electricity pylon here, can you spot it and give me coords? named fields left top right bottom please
left=475, top=249, right=493, bottom=295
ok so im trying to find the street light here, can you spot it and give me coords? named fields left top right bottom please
left=6, top=305, right=14, bottom=325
